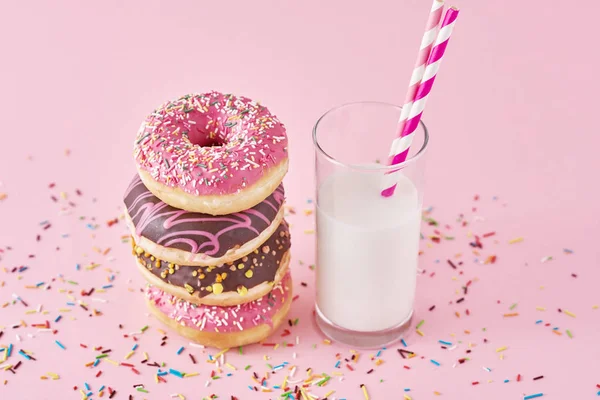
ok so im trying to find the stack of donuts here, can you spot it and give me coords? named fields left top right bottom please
left=123, top=91, right=291, bottom=348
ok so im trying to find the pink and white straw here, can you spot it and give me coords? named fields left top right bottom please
left=382, top=6, right=460, bottom=197
left=393, top=0, right=444, bottom=144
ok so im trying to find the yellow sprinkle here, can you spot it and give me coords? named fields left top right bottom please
left=434, top=391, right=442, bottom=395
left=594, top=305, right=599, bottom=309
left=325, top=390, right=335, bottom=398
left=303, top=230, right=315, bottom=234
left=47, top=372, right=60, bottom=379
left=404, top=394, right=412, bottom=400
left=25, top=310, right=37, bottom=314
left=563, top=310, right=576, bottom=318
left=124, top=351, right=135, bottom=360
left=105, top=359, right=119, bottom=366
left=143, top=352, right=149, bottom=360
left=496, top=346, right=507, bottom=352
left=361, top=384, right=370, bottom=400
left=508, top=237, right=524, bottom=244
left=225, top=363, right=237, bottom=371
left=213, top=348, right=229, bottom=360
left=499, top=354, right=504, bottom=360
left=274, top=343, right=279, bottom=350
left=155, top=374, right=159, bottom=383
left=282, top=375, right=288, bottom=389
left=536, top=306, right=546, bottom=311
left=3, top=364, right=13, bottom=370
left=416, top=329, right=424, bottom=336
left=184, top=372, right=199, bottom=377
left=58, top=308, right=72, bottom=312
left=212, top=283, right=223, bottom=295
left=375, top=359, right=384, bottom=366
left=300, top=388, right=310, bottom=400
left=178, top=395, right=185, bottom=400
left=322, top=339, right=331, bottom=345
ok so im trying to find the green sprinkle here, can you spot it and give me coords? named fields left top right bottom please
left=309, top=264, right=315, bottom=270
left=266, top=363, right=273, bottom=370
left=444, top=236, right=455, bottom=240
left=67, top=280, right=78, bottom=285
left=136, top=387, right=149, bottom=393
left=566, top=329, right=573, bottom=338
left=510, top=303, right=518, bottom=310
left=184, top=108, right=194, bottom=113
left=244, top=365, right=251, bottom=371
left=293, top=318, right=299, bottom=326
left=95, top=354, right=108, bottom=359
left=317, top=376, right=331, bottom=386
left=140, top=325, right=149, bottom=332
left=416, top=320, right=425, bottom=329
left=211, top=375, right=221, bottom=380
left=238, top=346, right=243, bottom=355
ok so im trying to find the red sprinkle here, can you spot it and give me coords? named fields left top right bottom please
left=482, top=232, right=496, bottom=238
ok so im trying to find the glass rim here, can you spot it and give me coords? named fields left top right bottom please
left=312, top=101, right=429, bottom=172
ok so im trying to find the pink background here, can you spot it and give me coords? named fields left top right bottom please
left=1, top=0, right=599, bottom=399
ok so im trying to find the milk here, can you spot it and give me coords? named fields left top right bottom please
left=316, top=172, right=421, bottom=332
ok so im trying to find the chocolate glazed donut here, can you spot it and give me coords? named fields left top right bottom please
left=133, top=220, right=291, bottom=306
left=124, top=174, right=285, bottom=266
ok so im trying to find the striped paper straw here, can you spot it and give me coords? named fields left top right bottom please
left=390, top=0, right=444, bottom=156
left=381, top=6, right=459, bottom=197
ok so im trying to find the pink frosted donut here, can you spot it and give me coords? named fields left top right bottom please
left=146, top=273, right=293, bottom=348
left=134, top=91, right=289, bottom=215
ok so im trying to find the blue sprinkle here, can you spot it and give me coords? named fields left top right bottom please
left=176, top=346, right=184, bottom=355
left=55, top=340, right=66, bottom=350
left=376, top=350, right=382, bottom=357
left=273, top=385, right=281, bottom=389
left=102, top=285, right=113, bottom=289
left=430, top=359, right=441, bottom=366
left=523, top=394, right=544, bottom=400
left=504, top=379, right=509, bottom=383
left=76, top=264, right=80, bottom=271
left=93, top=359, right=99, bottom=367
left=157, top=371, right=168, bottom=376
left=0, top=349, right=4, bottom=352
left=109, top=275, right=115, bottom=282
left=248, top=386, right=254, bottom=391
left=55, top=315, right=62, bottom=323
left=7, top=344, right=13, bottom=357
left=169, top=368, right=184, bottom=378
left=401, top=338, right=408, bottom=347
left=535, top=320, right=543, bottom=324
left=85, top=382, right=90, bottom=390
left=434, top=259, right=440, bottom=263
left=438, top=340, right=453, bottom=346
left=226, top=373, right=232, bottom=377
left=99, top=385, right=105, bottom=392
left=334, top=360, right=341, bottom=368
left=66, top=302, right=75, bottom=306
left=597, top=390, right=600, bottom=396
left=553, top=327, right=559, bottom=330
left=18, top=350, right=31, bottom=360
left=404, top=388, right=411, bottom=392
left=132, top=344, right=138, bottom=351
left=35, top=282, right=45, bottom=287
left=18, top=266, right=28, bottom=272
left=86, top=391, right=93, bottom=397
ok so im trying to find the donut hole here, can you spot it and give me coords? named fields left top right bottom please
left=187, top=126, right=227, bottom=148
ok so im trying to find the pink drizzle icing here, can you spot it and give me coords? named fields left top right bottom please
left=146, top=274, right=291, bottom=333
left=133, top=91, right=288, bottom=196
left=124, top=175, right=284, bottom=256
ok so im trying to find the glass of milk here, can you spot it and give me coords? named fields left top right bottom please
left=313, top=101, right=428, bottom=348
